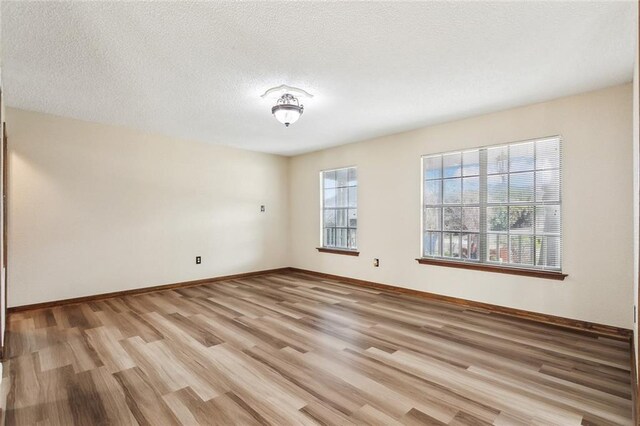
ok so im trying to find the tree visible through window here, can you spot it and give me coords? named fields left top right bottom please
left=422, top=137, right=561, bottom=271
left=321, top=167, right=357, bottom=250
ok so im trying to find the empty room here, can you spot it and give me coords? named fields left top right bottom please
left=0, top=1, right=638, bottom=425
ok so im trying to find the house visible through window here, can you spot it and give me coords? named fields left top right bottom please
left=422, top=136, right=561, bottom=271
left=321, top=167, right=357, bottom=250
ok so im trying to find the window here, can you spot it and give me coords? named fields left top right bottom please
left=422, top=136, right=561, bottom=272
left=321, top=167, right=357, bottom=250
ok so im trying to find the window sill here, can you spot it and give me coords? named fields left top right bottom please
left=317, top=247, right=360, bottom=256
left=415, top=258, right=567, bottom=281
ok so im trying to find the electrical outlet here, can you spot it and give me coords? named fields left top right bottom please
left=196, top=256, right=201, bottom=265
left=373, top=258, right=379, bottom=267
left=260, top=205, right=266, bottom=212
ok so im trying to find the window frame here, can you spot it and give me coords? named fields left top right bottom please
left=318, top=166, right=359, bottom=255
left=418, top=136, right=566, bottom=280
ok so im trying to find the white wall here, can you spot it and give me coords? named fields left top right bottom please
left=7, top=108, right=289, bottom=307
left=290, top=84, right=634, bottom=329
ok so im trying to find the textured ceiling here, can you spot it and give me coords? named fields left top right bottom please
left=1, top=1, right=637, bottom=156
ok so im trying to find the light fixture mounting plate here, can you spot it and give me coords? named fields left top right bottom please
left=261, top=84, right=313, bottom=100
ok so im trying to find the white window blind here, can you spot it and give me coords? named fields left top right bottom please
left=422, top=136, right=562, bottom=271
left=321, top=167, right=357, bottom=250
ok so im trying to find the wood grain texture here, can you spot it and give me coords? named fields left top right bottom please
left=7, top=267, right=292, bottom=313
left=0, top=270, right=633, bottom=425
left=291, top=267, right=632, bottom=341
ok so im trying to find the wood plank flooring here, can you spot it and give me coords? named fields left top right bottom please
left=0, top=271, right=633, bottom=425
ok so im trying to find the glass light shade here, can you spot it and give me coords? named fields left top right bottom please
left=272, top=104, right=302, bottom=127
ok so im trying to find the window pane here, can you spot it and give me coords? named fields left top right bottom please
left=336, top=168, right=349, bottom=187
left=324, top=188, right=336, bottom=208
left=424, top=156, right=442, bottom=180
left=323, top=209, right=336, bottom=227
left=510, top=235, right=534, bottom=265
left=323, top=171, right=337, bottom=188
left=487, top=175, right=508, bottom=203
left=443, top=233, right=451, bottom=257
left=348, top=229, right=357, bottom=249
left=336, top=187, right=348, bottom=207
left=421, top=137, right=561, bottom=271
left=336, top=229, right=348, bottom=248
left=443, top=178, right=462, bottom=204
left=336, top=209, right=347, bottom=227
left=487, top=206, right=508, bottom=232
left=443, top=207, right=462, bottom=231
left=535, top=205, right=560, bottom=235
left=509, top=172, right=534, bottom=202
left=348, top=187, right=357, bottom=208
left=443, top=153, right=462, bottom=178
left=348, top=209, right=357, bottom=228
left=487, top=233, right=508, bottom=263
left=348, top=168, right=357, bottom=186
left=463, top=177, right=479, bottom=204
left=324, top=228, right=335, bottom=247
left=463, top=151, right=480, bottom=176
left=487, top=146, right=509, bottom=174
left=509, top=206, right=533, bottom=233
left=469, top=234, right=479, bottom=260
left=424, top=208, right=441, bottom=231
left=424, top=231, right=441, bottom=256
left=461, top=233, right=479, bottom=260
left=536, top=138, right=560, bottom=170
left=425, top=180, right=442, bottom=205
left=536, top=236, right=561, bottom=269
left=462, top=207, right=479, bottom=231
left=509, top=142, right=534, bottom=172
left=536, top=169, right=560, bottom=202
left=443, top=232, right=460, bottom=258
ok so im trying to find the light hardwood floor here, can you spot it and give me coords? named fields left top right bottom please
left=0, top=271, right=633, bottom=425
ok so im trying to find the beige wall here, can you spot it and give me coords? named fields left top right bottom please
left=0, top=66, right=5, bottom=348
left=7, top=108, right=290, bottom=307
left=290, top=84, right=634, bottom=329
left=6, top=84, right=635, bottom=329
left=633, top=41, right=639, bottom=373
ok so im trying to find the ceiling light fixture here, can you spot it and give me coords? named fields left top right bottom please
left=272, top=93, right=303, bottom=127
left=261, top=85, right=313, bottom=128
